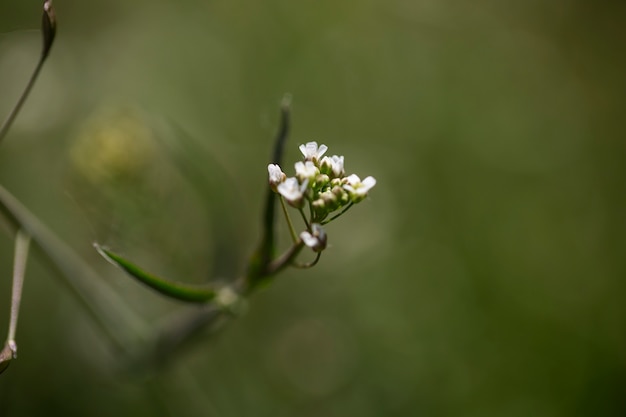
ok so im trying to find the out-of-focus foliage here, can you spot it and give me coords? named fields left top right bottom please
left=1, top=0, right=625, bottom=416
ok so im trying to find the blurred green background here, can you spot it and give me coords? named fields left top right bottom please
left=1, top=0, right=625, bottom=416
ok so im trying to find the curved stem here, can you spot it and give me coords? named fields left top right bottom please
left=321, top=202, right=354, bottom=225
left=265, top=240, right=305, bottom=276
left=0, top=0, right=56, bottom=147
left=0, top=58, right=45, bottom=146
left=292, top=251, right=321, bottom=269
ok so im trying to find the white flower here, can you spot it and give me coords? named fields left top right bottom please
left=320, top=155, right=345, bottom=178
left=343, top=174, right=376, bottom=202
left=277, top=177, right=308, bottom=207
left=300, top=223, right=327, bottom=252
left=268, top=164, right=286, bottom=188
left=294, top=160, right=319, bottom=181
left=299, top=141, right=328, bottom=162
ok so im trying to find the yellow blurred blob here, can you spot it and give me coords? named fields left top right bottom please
left=70, top=108, right=156, bottom=185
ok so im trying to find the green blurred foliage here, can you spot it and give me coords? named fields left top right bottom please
left=1, top=0, right=625, bottom=416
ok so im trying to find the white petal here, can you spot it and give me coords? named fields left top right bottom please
left=345, top=174, right=361, bottom=185
left=300, top=231, right=318, bottom=248
left=331, top=155, right=344, bottom=177
left=361, top=176, right=377, bottom=191
left=299, top=223, right=327, bottom=252
left=299, top=141, right=328, bottom=160
left=299, top=142, right=318, bottom=159
left=277, top=177, right=303, bottom=202
left=295, top=161, right=318, bottom=179
left=268, top=164, right=284, bottom=184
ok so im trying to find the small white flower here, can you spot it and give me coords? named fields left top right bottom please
left=268, top=164, right=286, bottom=188
left=320, top=155, right=345, bottom=178
left=299, top=141, right=328, bottom=162
left=300, top=223, right=327, bottom=252
left=343, top=174, right=376, bottom=201
left=277, top=177, right=308, bottom=207
left=294, top=160, right=319, bottom=181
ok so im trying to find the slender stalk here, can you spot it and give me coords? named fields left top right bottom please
left=0, top=0, right=57, bottom=147
left=292, top=251, right=321, bottom=269
left=0, top=59, right=45, bottom=146
left=6, top=230, right=31, bottom=352
left=279, top=196, right=298, bottom=243
left=322, top=202, right=353, bottom=225
left=298, top=207, right=310, bottom=230
left=265, top=240, right=305, bottom=276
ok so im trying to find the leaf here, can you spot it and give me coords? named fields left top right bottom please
left=246, top=95, right=291, bottom=289
left=0, top=185, right=148, bottom=350
left=95, top=245, right=217, bottom=303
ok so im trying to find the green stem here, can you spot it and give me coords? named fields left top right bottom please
left=7, top=230, right=31, bottom=349
left=265, top=240, right=305, bottom=276
left=298, top=207, right=310, bottom=230
left=321, top=202, right=354, bottom=225
left=279, top=196, right=298, bottom=243
left=292, top=251, right=321, bottom=269
left=0, top=0, right=56, bottom=147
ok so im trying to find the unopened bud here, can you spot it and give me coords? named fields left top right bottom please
left=42, top=1, right=57, bottom=59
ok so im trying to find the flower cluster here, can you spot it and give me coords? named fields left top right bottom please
left=268, top=141, right=376, bottom=251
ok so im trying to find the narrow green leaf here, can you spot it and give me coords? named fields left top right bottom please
left=95, top=244, right=217, bottom=303
left=0, top=185, right=148, bottom=351
left=246, top=95, right=291, bottom=289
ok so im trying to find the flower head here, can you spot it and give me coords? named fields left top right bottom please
left=300, top=223, right=327, bottom=252
left=277, top=177, right=308, bottom=207
left=343, top=174, right=377, bottom=202
left=299, top=141, right=328, bottom=162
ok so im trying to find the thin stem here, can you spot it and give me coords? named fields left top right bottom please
left=279, top=196, right=298, bottom=243
left=0, top=0, right=56, bottom=147
left=321, top=202, right=354, bottom=225
left=298, top=207, right=311, bottom=230
left=6, top=230, right=31, bottom=353
left=292, top=251, right=322, bottom=269
left=265, top=240, right=305, bottom=276
left=0, top=59, right=45, bottom=146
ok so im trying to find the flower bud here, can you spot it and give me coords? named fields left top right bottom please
left=315, top=174, right=330, bottom=188
left=300, top=223, right=327, bottom=252
left=268, top=164, right=286, bottom=191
